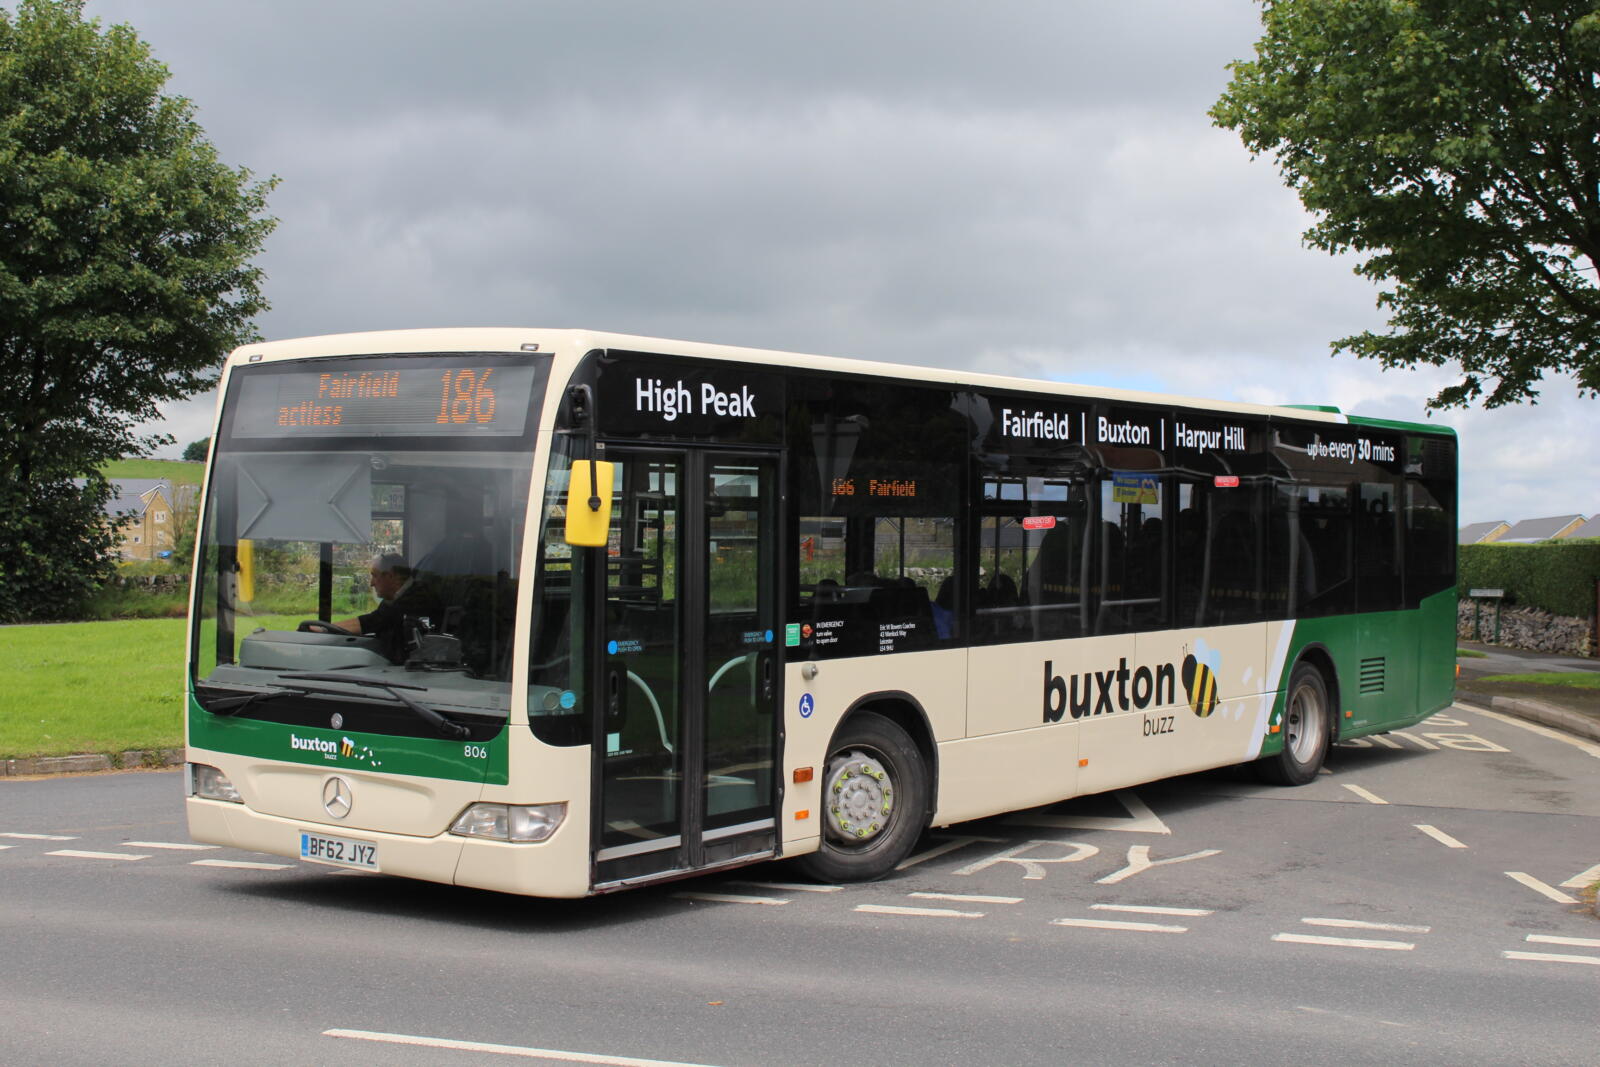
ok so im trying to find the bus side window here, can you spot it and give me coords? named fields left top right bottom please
left=788, top=379, right=963, bottom=657
left=975, top=462, right=1093, bottom=645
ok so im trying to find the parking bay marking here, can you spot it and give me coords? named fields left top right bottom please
left=324, top=1028, right=726, bottom=1066
left=123, top=841, right=218, bottom=851
left=724, top=880, right=840, bottom=893
left=1413, top=824, right=1468, bottom=849
left=1341, top=784, right=1389, bottom=805
left=1505, top=871, right=1579, bottom=904
left=1273, top=933, right=1415, bottom=951
left=1, top=832, right=78, bottom=840
left=1092, top=904, right=1213, bottom=917
left=1052, top=917, right=1188, bottom=934
left=674, top=892, right=789, bottom=906
left=191, top=859, right=291, bottom=870
left=46, top=849, right=149, bottom=861
left=855, top=904, right=985, bottom=919
left=1525, top=934, right=1600, bottom=949
left=1560, top=862, right=1600, bottom=888
left=909, top=892, right=1022, bottom=905
left=1302, top=917, right=1431, bottom=934
left=1502, top=951, right=1600, bottom=967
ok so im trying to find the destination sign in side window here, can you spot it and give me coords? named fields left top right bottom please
left=1092, top=405, right=1166, bottom=469
left=973, top=393, right=1090, bottom=454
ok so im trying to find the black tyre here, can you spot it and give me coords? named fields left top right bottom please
left=1257, top=662, right=1331, bottom=786
left=796, top=711, right=929, bottom=883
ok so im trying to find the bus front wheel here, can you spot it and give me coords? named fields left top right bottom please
left=1257, top=663, right=1331, bottom=786
left=797, top=712, right=928, bottom=883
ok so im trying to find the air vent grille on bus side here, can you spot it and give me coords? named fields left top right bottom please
left=1359, top=657, right=1386, bottom=694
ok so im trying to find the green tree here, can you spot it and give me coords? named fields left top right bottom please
left=1212, top=0, right=1600, bottom=409
left=0, top=0, right=274, bottom=621
left=182, top=436, right=210, bottom=463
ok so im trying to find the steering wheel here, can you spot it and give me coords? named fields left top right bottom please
left=297, top=620, right=343, bottom=634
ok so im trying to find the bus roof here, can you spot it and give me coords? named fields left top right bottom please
left=228, top=327, right=1455, bottom=438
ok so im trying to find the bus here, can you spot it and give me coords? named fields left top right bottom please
left=185, top=328, right=1458, bottom=896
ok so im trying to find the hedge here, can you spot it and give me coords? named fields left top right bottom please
left=1458, top=540, right=1600, bottom=619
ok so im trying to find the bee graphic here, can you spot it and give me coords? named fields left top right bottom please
left=340, top=737, right=355, bottom=758
left=1181, top=653, right=1220, bottom=718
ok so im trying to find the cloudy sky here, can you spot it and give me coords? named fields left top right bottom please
left=85, top=0, right=1599, bottom=527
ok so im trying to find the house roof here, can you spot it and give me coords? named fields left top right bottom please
left=1569, top=515, right=1600, bottom=540
left=1497, top=514, right=1587, bottom=543
left=1458, top=520, right=1509, bottom=545
left=72, top=477, right=172, bottom=518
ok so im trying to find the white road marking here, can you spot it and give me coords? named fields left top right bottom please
left=1006, top=790, right=1171, bottom=834
left=1526, top=934, right=1600, bottom=948
left=1096, top=845, right=1222, bottom=885
left=909, top=892, right=1022, bottom=904
left=672, top=892, right=788, bottom=906
left=324, top=1028, right=725, bottom=1065
left=191, top=859, right=291, bottom=870
left=1502, top=951, right=1600, bottom=967
left=1, top=832, right=77, bottom=840
left=1559, top=862, right=1600, bottom=888
left=1460, top=704, right=1600, bottom=760
left=1091, top=904, right=1213, bottom=917
left=1273, top=933, right=1414, bottom=951
left=1317, top=767, right=1332, bottom=775
left=1413, top=824, right=1468, bottom=849
left=724, top=880, right=840, bottom=893
left=1369, top=734, right=1404, bottom=750
left=1341, top=784, right=1388, bottom=805
left=46, top=850, right=148, bottom=861
left=855, top=904, right=984, bottom=918
left=122, top=841, right=218, bottom=851
left=1393, top=732, right=1438, bottom=750
left=1051, top=917, right=1187, bottom=934
left=1301, top=917, right=1431, bottom=934
left=1505, top=871, right=1579, bottom=904
left=895, top=834, right=1003, bottom=870
left=0, top=844, right=12, bottom=850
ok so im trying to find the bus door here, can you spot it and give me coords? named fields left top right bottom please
left=593, top=448, right=780, bottom=886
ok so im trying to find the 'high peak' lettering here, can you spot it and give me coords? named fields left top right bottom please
left=634, top=378, right=757, bottom=422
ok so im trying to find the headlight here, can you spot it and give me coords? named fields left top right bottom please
left=449, top=802, right=566, bottom=843
left=188, top=763, right=242, bottom=803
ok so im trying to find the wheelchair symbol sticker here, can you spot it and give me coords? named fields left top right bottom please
left=799, top=693, right=815, bottom=719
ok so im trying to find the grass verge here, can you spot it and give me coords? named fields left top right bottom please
left=102, top=457, right=204, bottom=487
left=1478, top=672, right=1600, bottom=689
left=1456, top=648, right=1488, bottom=658
left=0, top=619, right=186, bottom=758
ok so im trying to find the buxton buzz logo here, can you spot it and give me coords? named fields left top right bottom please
left=1181, top=647, right=1221, bottom=718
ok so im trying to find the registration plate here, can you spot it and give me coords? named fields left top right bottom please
left=299, top=831, right=379, bottom=871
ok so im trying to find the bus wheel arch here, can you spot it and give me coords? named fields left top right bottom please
left=796, top=694, right=934, bottom=883
left=1257, top=652, right=1335, bottom=786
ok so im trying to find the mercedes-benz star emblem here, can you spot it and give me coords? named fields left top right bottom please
left=322, top=776, right=352, bottom=819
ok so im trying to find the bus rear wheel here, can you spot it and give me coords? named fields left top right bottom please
left=1257, top=663, right=1331, bottom=786
left=797, top=712, right=928, bottom=883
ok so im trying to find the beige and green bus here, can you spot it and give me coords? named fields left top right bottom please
left=185, top=328, right=1458, bottom=896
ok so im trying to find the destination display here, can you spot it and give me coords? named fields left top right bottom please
left=230, top=358, right=539, bottom=439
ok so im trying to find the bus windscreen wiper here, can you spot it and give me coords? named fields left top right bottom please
left=199, top=684, right=307, bottom=717
left=281, top=672, right=471, bottom=739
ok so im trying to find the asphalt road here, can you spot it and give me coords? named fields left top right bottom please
left=3, top=703, right=1597, bottom=1066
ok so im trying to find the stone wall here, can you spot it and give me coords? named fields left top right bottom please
left=1458, top=600, right=1594, bottom=657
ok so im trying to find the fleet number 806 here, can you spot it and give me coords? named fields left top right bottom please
left=464, top=744, right=489, bottom=759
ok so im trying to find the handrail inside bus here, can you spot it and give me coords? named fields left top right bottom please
left=626, top=670, right=673, bottom=754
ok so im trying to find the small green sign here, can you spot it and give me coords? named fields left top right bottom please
left=785, top=623, right=801, bottom=647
